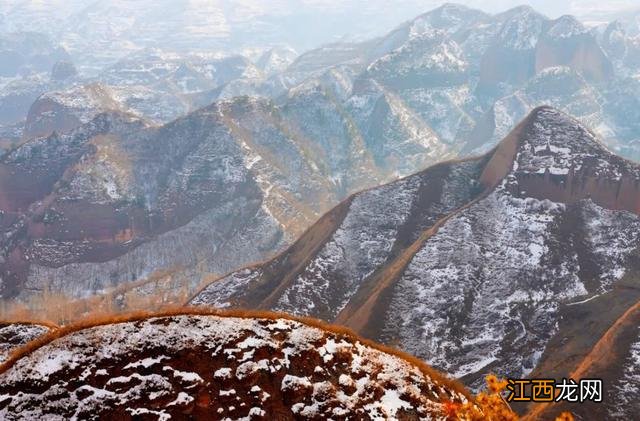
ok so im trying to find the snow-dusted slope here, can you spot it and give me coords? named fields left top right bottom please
left=464, top=66, right=606, bottom=155
left=0, top=97, right=337, bottom=299
left=256, top=46, right=298, bottom=76
left=191, top=156, right=486, bottom=315
left=24, top=83, right=125, bottom=138
left=0, top=313, right=469, bottom=419
left=607, top=327, right=640, bottom=419
left=355, top=108, right=640, bottom=390
left=5, top=3, right=640, bottom=166
left=347, top=79, right=453, bottom=175
left=5, top=87, right=456, bottom=300
left=193, top=107, right=640, bottom=397
left=271, top=4, right=621, bottom=158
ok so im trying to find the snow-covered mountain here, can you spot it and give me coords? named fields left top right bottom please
left=7, top=3, right=640, bottom=161
left=2, top=85, right=458, bottom=300
left=265, top=3, right=638, bottom=160
left=0, top=42, right=286, bottom=153
left=463, top=66, right=607, bottom=155
left=192, top=107, right=640, bottom=419
left=3, top=4, right=640, bottom=418
left=4, top=4, right=640, bottom=304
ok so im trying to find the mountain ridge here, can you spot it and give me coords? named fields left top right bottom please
left=191, top=107, right=640, bottom=418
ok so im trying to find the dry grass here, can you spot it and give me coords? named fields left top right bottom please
left=0, top=269, right=191, bottom=326
left=445, top=375, right=574, bottom=421
left=4, top=308, right=583, bottom=420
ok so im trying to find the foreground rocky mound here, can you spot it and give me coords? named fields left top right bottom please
left=0, top=312, right=469, bottom=419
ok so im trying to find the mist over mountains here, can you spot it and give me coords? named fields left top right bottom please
left=1, top=1, right=639, bottom=70
left=1, top=2, right=640, bottom=419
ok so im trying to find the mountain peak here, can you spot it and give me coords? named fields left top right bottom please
left=514, top=106, right=608, bottom=175
left=410, top=2, right=488, bottom=36
left=496, top=5, right=547, bottom=50
left=481, top=106, right=640, bottom=193
left=546, top=15, right=588, bottom=40
left=497, top=5, right=546, bottom=21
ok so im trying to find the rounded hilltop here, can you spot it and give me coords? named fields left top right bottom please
left=0, top=309, right=471, bottom=420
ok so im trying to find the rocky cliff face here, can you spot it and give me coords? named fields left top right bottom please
left=463, top=66, right=606, bottom=155
left=535, top=16, right=613, bottom=83
left=0, top=312, right=470, bottom=419
left=0, top=102, right=294, bottom=299
left=478, top=10, right=613, bottom=95
left=265, top=4, right=632, bottom=163
left=192, top=107, right=640, bottom=408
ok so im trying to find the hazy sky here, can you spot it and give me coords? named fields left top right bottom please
left=4, top=1, right=639, bottom=24
left=446, top=0, right=639, bottom=22
left=2, top=1, right=639, bottom=57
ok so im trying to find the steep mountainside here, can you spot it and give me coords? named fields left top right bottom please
left=1, top=86, right=459, bottom=301
left=192, top=107, right=640, bottom=414
left=8, top=4, right=640, bottom=187
left=272, top=4, right=634, bottom=160
left=463, top=66, right=606, bottom=155
left=529, top=292, right=640, bottom=420
left=0, top=99, right=330, bottom=300
left=0, top=311, right=470, bottom=419
left=24, top=83, right=125, bottom=139
left=256, top=46, right=298, bottom=76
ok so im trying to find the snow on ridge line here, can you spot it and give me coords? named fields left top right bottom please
left=503, top=106, right=640, bottom=179
left=0, top=313, right=470, bottom=420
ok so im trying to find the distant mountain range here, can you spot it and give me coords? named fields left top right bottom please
left=3, top=80, right=453, bottom=299
left=2, top=3, right=640, bottom=304
left=1, top=4, right=640, bottom=419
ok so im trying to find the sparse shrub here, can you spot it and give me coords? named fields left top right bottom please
left=443, top=375, right=574, bottom=421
